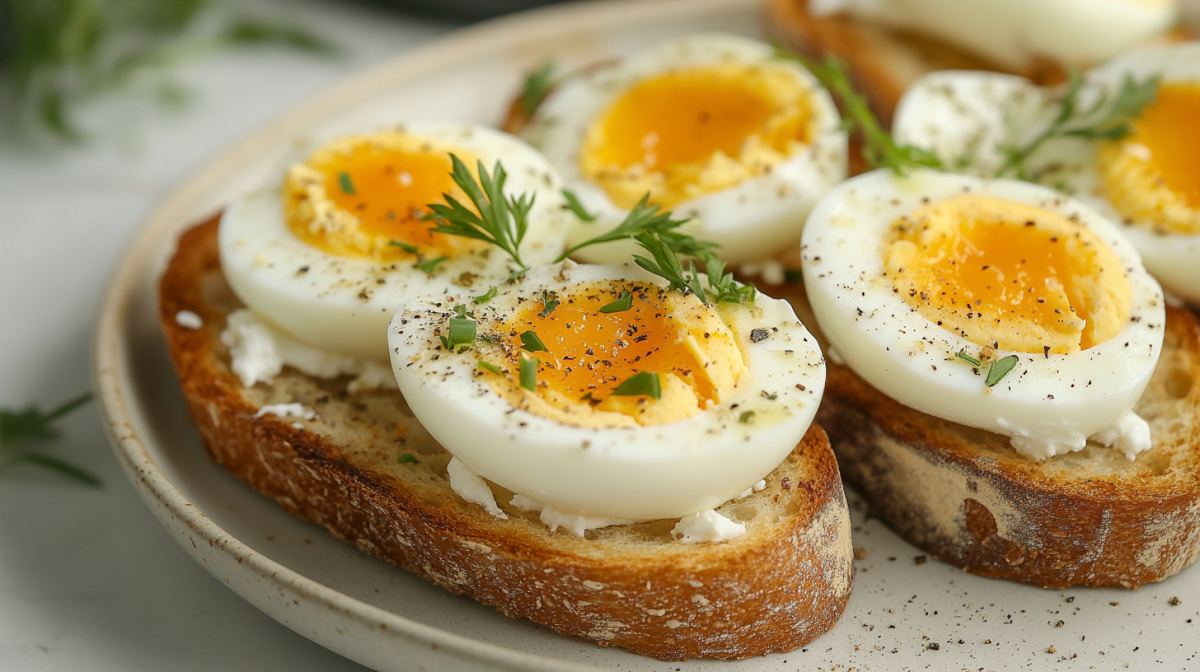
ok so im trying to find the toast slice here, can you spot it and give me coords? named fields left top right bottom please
left=158, top=216, right=854, bottom=661
left=760, top=277, right=1200, bottom=589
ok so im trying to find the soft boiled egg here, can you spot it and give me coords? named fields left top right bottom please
left=802, top=170, right=1165, bottom=461
left=219, top=123, right=569, bottom=361
left=521, top=33, right=847, bottom=266
left=387, top=262, right=825, bottom=521
left=807, top=0, right=1178, bottom=71
left=892, top=44, right=1200, bottom=304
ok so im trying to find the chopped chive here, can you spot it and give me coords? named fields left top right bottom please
left=612, top=371, right=661, bottom=400
left=538, top=290, right=558, bottom=317
left=439, top=306, right=476, bottom=352
left=338, top=171, right=355, bottom=195
left=739, top=410, right=756, bottom=424
left=520, top=330, right=549, bottom=353
left=389, top=240, right=419, bottom=254
left=955, top=351, right=982, bottom=367
left=986, top=355, right=1019, bottom=387
left=580, top=392, right=593, bottom=401
left=520, top=354, right=539, bottom=391
left=397, top=452, right=418, bottom=464
left=477, top=360, right=502, bottom=375
left=417, top=256, right=448, bottom=275
left=599, top=289, right=633, bottom=314
left=562, top=188, right=597, bottom=222
left=473, top=286, right=498, bottom=304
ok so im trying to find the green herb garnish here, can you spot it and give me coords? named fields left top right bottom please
left=396, top=452, right=418, bottom=464
left=538, top=290, right=558, bottom=317
left=612, top=372, right=661, bottom=400
left=520, top=330, right=549, bottom=353
left=738, top=410, right=756, bottom=425
left=557, top=194, right=709, bottom=262
left=473, top=286, right=498, bottom=304
left=995, top=70, right=1159, bottom=179
left=338, top=171, right=355, bottom=195
left=439, top=305, right=476, bottom=352
left=520, top=354, right=539, bottom=391
left=562, top=188, right=597, bottom=222
left=955, top=351, right=983, bottom=367
left=417, top=256, right=447, bottom=275
left=776, top=48, right=943, bottom=176
left=599, top=289, right=633, bottom=314
left=477, top=360, right=502, bottom=375
left=423, top=155, right=536, bottom=276
left=1, top=393, right=100, bottom=486
left=700, top=253, right=757, bottom=305
left=389, top=240, right=419, bottom=254
left=986, top=355, right=1019, bottom=387
left=520, top=59, right=556, bottom=117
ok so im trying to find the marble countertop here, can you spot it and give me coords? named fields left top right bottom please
left=0, top=3, right=449, bottom=669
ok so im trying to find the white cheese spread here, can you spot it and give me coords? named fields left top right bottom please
left=671, top=509, right=746, bottom=543
left=509, top=495, right=635, bottom=537
left=447, top=458, right=507, bottom=519
left=254, top=403, right=317, bottom=420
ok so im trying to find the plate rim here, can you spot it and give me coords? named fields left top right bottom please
left=90, top=0, right=759, bottom=670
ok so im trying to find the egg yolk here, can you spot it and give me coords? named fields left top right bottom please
left=579, top=63, right=813, bottom=209
left=1097, top=81, right=1200, bottom=235
left=283, top=132, right=483, bottom=262
left=885, top=195, right=1132, bottom=354
left=480, top=282, right=747, bottom=428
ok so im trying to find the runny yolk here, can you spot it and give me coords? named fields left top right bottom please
left=312, top=147, right=460, bottom=253
left=591, top=69, right=784, bottom=173
left=1128, top=82, right=1200, bottom=208
left=504, top=284, right=717, bottom=405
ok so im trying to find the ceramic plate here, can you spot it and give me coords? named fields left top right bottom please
left=93, top=0, right=1200, bottom=669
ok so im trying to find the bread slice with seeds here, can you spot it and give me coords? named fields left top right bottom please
left=158, top=215, right=854, bottom=661
left=763, top=277, right=1200, bottom=589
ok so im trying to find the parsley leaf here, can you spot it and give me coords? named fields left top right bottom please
left=520, top=330, right=549, bottom=353
left=986, top=355, right=1019, bottom=387
left=423, top=155, right=535, bottom=275
left=612, top=372, right=661, bottom=400
left=562, top=188, right=597, bottom=222
left=396, top=452, right=418, bottom=464
left=599, top=289, right=633, bottom=314
left=338, top=171, right=355, bottom=195
left=0, top=393, right=100, bottom=487
left=416, top=256, right=447, bottom=275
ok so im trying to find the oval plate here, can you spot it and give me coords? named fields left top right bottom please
left=93, top=0, right=1200, bottom=669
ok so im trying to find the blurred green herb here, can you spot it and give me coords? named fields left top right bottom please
left=0, top=0, right=337, bottom=141
left=562, top=188, right=596, bottom=222
left=612, top=371, right=661, bottom=400
left=520, top=59, right=555, bottom=117
left=986, top=355, right=1019, bottom=387
left=0, top=392, right=100, bottom=486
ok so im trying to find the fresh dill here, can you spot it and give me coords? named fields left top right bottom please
left=389, top=240, right=419, bottom=254
left=0, top=393, right=100, bottom=486
left=612, top=372, right=661, bottom=400
left=417, top=256, right=447, bottom=275
left=775, top=48, right=943, bottom=176
left=423, top=155, right=536, bottom=276
left=556, top=194, right=710, bottom=262
left=995, top=70, right=1159, bottom=179
left=562, top=188, right=597, bottom=222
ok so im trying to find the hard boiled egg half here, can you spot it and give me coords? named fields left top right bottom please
left=802, top=170, right=1165, bottom=461
left=219, top=123, right=569, bottom=361
left=521, top=33, right=847, bottom=265
left=388, top=263, right=825, bottom=521
left=892, top=43, right=1200, bottom=304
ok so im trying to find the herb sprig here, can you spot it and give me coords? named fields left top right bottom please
left=775, top=48, right=942, bottom=176
left=0, top=393, right=100, bottom=486
left=995, top=71, right=1159, bottom=179
left=424, top=155, right=537, bottom=277
left=520, top=59, right=557, bottom=117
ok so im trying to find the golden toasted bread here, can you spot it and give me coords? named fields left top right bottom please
left=763, top=277, right=1200, bottom=589
left=158, top=216, right=854, bottom=661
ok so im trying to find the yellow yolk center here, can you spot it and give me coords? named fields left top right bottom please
left=579, top=63, right=813, bottom=209
left=1097, top=81, right=1200, bottom=235
left=885, top=195, right=1133, bottom=354
left=283, top=133, right=482, bottom=262
left=480, top=282, right=747, bottom=428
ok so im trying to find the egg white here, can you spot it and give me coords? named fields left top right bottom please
left=219, top=123, right=570, bottom=362
left=892, top=47, right=1200, bottom=303
left=802, top=170, right=1165, bottom=459
left=522, top=33, right=847, bottom=266
left=387, top=262, right=826, bottom=520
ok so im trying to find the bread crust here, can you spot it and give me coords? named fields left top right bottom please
left=159, top=217, right=854, bottom=660
left=765, top=278, right=1200, bottom=589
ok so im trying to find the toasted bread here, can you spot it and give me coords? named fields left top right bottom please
left=762, top=277, right=1200, bottom=589
left=158, top=216, right=854, bottom=661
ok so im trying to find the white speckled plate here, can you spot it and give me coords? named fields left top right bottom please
left=93, top=0, right=1200, bottom=669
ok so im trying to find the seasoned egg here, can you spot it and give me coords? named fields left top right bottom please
left=521, top=33, right=846, bottom=265
left=388, top=263, right=825, bottom=520
left=802, top=170, right=1164, bottom=460
left=219, top=123, right=569, bottom=361
left=892, top=44, right=1200, bottom=303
